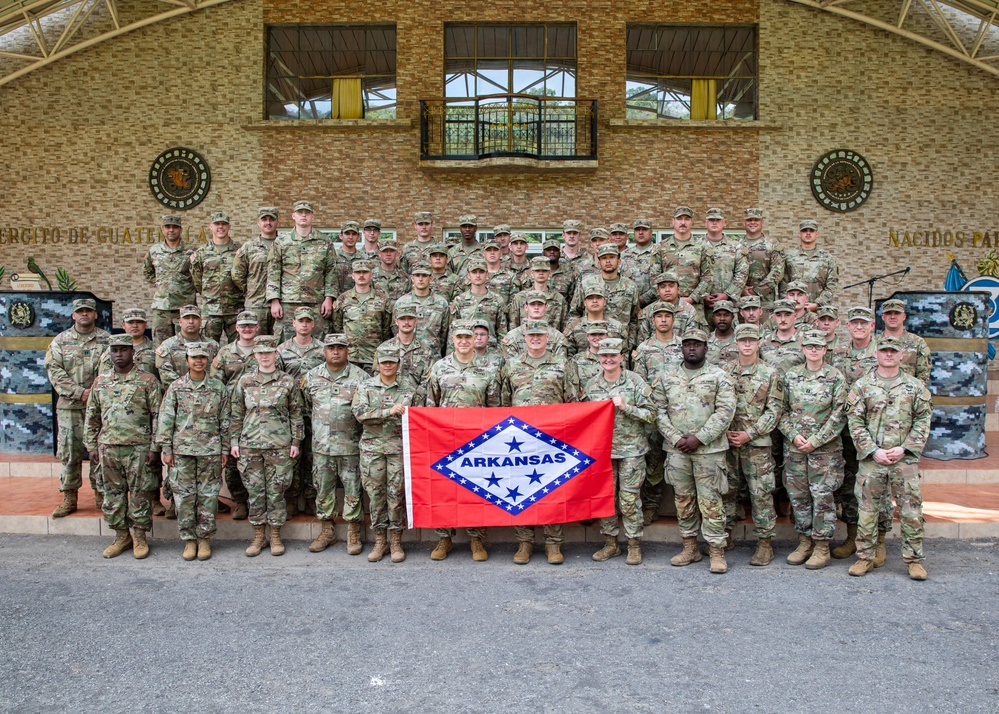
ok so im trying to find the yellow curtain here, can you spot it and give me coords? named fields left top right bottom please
left=690, top=79, right=717, bottom=120
left=331, top=78, right=363, bottom=119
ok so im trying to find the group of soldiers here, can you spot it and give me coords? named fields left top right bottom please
left=43, top=202, right=933, bottom=580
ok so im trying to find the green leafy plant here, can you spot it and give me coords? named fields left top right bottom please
left=56, top=268, right=76, bottom=291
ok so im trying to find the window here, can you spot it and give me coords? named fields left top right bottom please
left=266, top=25, right=396, bottom=120
left=626, top=25, right=756, bottom=120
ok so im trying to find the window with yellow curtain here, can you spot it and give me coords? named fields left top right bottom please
left=625, top=25, right=756, bottom=121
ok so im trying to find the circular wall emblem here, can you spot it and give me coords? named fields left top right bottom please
left=810, top=149, right=873, bottom=213
left=8, top=301, right=36, bottom=329
left=948, top=302, right=978, bottom=331
left=149, top=147, right=211, bottom=210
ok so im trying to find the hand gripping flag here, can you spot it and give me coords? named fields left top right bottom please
left=404, top=401, right=616, bottom=528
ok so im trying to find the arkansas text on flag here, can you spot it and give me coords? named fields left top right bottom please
left=403, top=401, right=616, bottom=528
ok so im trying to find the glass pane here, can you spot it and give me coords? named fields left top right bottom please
left=511, top=26, right=544, bottom=57
left=478, top=26, right=508, bottom=57
left=445, top=69, right=475, bottom=99
left=548, top=25, right=575, bottom=58
left=445, top=26, right=475, bottom=57
left=267, top=100, right=298, bottom=120
left=546, top=64, right=575, bottom=98
left=268, top=27, right=298, bottom=53
left=331, top=27, right=364, bottom=75
left=366, top=49, right=396, bottom=75
left=512, top=60, right=545, bottom=95
left=300, top=28, right=333, bottom=76
left=266, top=76, right=301, bottom=104
left=476, top=60, right=510, bottom=94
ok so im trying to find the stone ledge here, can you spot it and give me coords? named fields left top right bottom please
left=419, top=157, right=598, bottom=173
left=607, top=118, right=781, bottom=130
left=242, top=119, right=413, bottom=131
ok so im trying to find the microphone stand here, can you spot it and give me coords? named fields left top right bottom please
left=844, top=267, right=911, bottom=308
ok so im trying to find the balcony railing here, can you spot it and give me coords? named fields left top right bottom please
left=420, top=95, right=598, bottom=161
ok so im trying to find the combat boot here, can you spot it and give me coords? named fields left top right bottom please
left=670, top=536, right=702, bottom=566
left=389, top=530, right=405, bottom=563
left=102, top=529, right=132, bottom=558
left=849, top=558, right=873, bottom=577
left=347, top=522, right=363, bottom=555
left=93, top=488, right=104, bottom=511
left=626, top=538, right=642, bottom=565
left=831, top=524, right=858, bottom=559
left=309, top=520, right=337, bottom=553
left=151, top=491, right=165, bottom=517
left=592, top=534, right=621, bottom=562
left=470, top=537, right=489, bottom=562
left=197, top=537, right=211, bottom=561
left=724, top=529, right=736, bottom=552
left=642, top=508, right=657, bottom=526
left=285, top=500, right=299, bottom=519
left=546, top=543, right=564, bottom=565
left=873, top=530, right=887, bottom=567
left=182, top=540, right=198, bottom=561
left=430, top=536, right=453, bottom=560
left=708, top=544, right=728, bottom=574
left=786, top=534, right=814, bottom=565
left=52, top=490, right=78, bottom=518
left=230, top=500, right=248, bottom=520
left=907, top=562, right=928, bottom=581
left=749, top=537, right=774, bottom=566
left=163, top=499, right=177, bottom=520
left=513, top=541, right=533, bottom=565
left=368, top=530, right=387, bottom=562
left=132, top=529, right=149, bottom=559
left=805, top=540, right=830, bottom=569
left=269, top=526, right=285, bottom=556
left=245, top=525, right=266, bottom=557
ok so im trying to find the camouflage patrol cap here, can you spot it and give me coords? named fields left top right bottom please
left=785, top=280, right=809, bottom=295
left=351, top=260, right=374, bottom=273
left=799, top=219, right=818, bottom=231
left=801, top=330, right=827, bottom=347
left=378, top=239, right=399, bottom=252
left=655, top=271, right=681, bottom=285
left=179, top=304, right=201, bottom=318
left=122, top=308, right=147, bottom=322
left=705, top=207, right=725, bottom=220
left=253, top=335, right=279, bottom=353
left=633, top=217, right=652, bottom=229
left=108, top=334, right=133, bottom=347
left=681, top=328, right=709, bottom=343
left=744, top=207, right=764, bottom=220
left=531, top=256, right=553, bottom=271
left=362, top=218, right=381, bottom=229
left=292, top=200, right=314, bottom=213
left=583, top=283, right=607, bottom=298
left=324, top=333, right=349, bottom=347
left=258, top=207, right=279, bottom=219
left=162, top=215, right=183, bottom=226
left=210, top=211, right=230, bottom=224
left=465, top=258, right=487, bottom=272
left=481, top=238, right=501, bottom=251
left=492, top=224, right=511, bottom=236
left=471, top=316, right=492, bottom=332
left=236, top=311, right=259, bottom=325
left=509, top=232, right=529, bottom=244
left=341, top=221, right=360, bottom=233
left=413, top=212, right=433, bottom=224
left=585, top=320, right=610, bottom=334
left=734, top=324, right=760, bottom=341
left=562, top=219, right=582, bottom=232
left=596, top=338, right=625, bottom=355
left=523, top=290, right=548, bottom=304
left=458, top=214, right=478, bottom=226
left=409, top=262, right=433, bottom=276
left=877, top=335, right=903, bottom=351
left=609, top=222, right=628, bottom=234
left=739, top=295, right=761, bottom=309
left=542, top=239, right=562, bottom=251
left=712, top=300, right=737, bottom=314
left=596, top=244, right=620, bottom=258
left=590, top=227, right=610, bottom=241
left=672, top=206, right=694, bottom=218
left=772, top=299, right=796, bottom=314
left=881, top=299, right=906, bottom=314
left=185, top=342, right=211, bottom=358
left=375, top=344, right=401, bottom=363
left=428, top=242, right=449, bottom=255
left=650, top=301, right=675, bottom=315
left=294, top=306, right=315, bottom=321
left=451, top=320, right=475, bottom=337
left=815, top=305, right=839, bottom=319
left=847, top=306, right=875, bottom=322
left=524, top=320, right=549, bottom=335
left=394, top=304, right=419, bottom=319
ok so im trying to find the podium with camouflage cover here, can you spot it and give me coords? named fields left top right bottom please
left=876, top=290, right=990, bottom=460
left=0, top=291, right=114, bottom=454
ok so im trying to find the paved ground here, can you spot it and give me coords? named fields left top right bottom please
left=1, top=534, right=997, bottom=713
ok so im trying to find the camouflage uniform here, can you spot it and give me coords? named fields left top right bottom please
left=566, top=350, right=601, bottom=403
left=889, top=329, right=932, bottom=386
left=157, top=373, right=229, bottom=540
left=571, top=274, right=641, bottom=347
left=277, top=336, right=325, bottom=380
left=847, top=369, right=932, bottom=563
left=484, top=267, right=519, bottom=305
left=779, top=363, right=848, bottom=541
left=704, top=236, right=749, bottom=299
left=190, top=239, right=243, bottom=343
left=582, top=369, right=655, bottom=539
left=430, top=271, right=462, bottom=303
left=371, top=264, right=411, bottom=302
left=278, top=334, right=325, bottom=511
left=374, top=335, right=437, bottom=388
left=334, top=246, right=360, bottom=292
left=545, top=265, right=578, bottom=305
left=564, top=316, right=625, bottom=357
left=393, top=292, right=450, bottom=354
left=706, top=332, right=739, bottom=367
left=760, top=331, right=805, bottom=375
left=636, top=299, right=700, bottom=344
left=500, top=325, right=568, bottom=360
left=447, top=241, right=483, bottom=276
left=142, top=240, right=196, bottom=344
left=301, top=360, right=370, bottom=524
left=743, top=233, right=785, bottom=308
left=448, top=289, right=508, bottom=344
left=401, top=239, right=438, bottom=274
left=229, top=368, right=304, bottom=527
left=654, top=361, right=736, bottom=548
left=780, top=247, right=839, bottom=306
left=509, top=288, right=567, bottom=331
left=647, top=236, right=713, bottom=311
left=156, top=334, right=220, bottom=391
left=99, top=339, right=158, bottom=379
left=266, top=229, right=339, bottom=340
left=231, top=235, right=278, bottom=334
left=84, top=366, right=161, bottom=532
left=620, top=243, right=655, bottom=307
left=331, top=288, right=392, bottom=367
left=45, top=325, right=110, bottom=493
left=210, top=338, right=262, bottom=507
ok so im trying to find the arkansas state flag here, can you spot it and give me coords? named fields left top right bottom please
left=403, top=401, right=616, bottom=528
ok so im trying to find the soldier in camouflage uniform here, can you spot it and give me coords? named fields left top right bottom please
left=400, top=211, right=438, bottom=273
left=647, top=207, right=713, bottom=321
left=359, top=218, right=382, bottom=260
left=447, top=215, right=483, bottom=275
left=879, top=298, right=932, bottom=385
left=583, top=338, right=655, bottom=565
left=558, top=219, right=587, bottom=274
left=740, top=208, right=785, bottom=310
left=331, top=260, right=392, bottom=370
left=563, top=283, right=626, bottom=358
left=266, top=199, right=339, bottom=342
left=423, top=321, right=502, bottom=561
left=500, top=321, right=575, bottom=565
left=738, top=295, right=765, bottom=331
left=157, top=342, right=229, bottom=561
left=536, top=240, right=577, bottom=305
left=505, top=231, right=533, bottom=278
left=654, top=328, right=736, bottom=574
left=352, top=344, right=417, bottom=563
left=566, top=322, right=608, bottom=402
left=571, top=245, right=641, bottom=348
left=448, top=259, right=508, bottom=346
left=724, top=324, right=783, bottom=566
left=428, top=243, right=462, bottom=303
left=706, top=301, right=739, bottom=367
left=190, top=211, right=243, bottom=344
left=701, top=208, right=749, bottom=319
left=84, top=335, right=161, bottom=559
left=229, top=335, right=304, bottom=557
left=472, top=317, right=506, bottom=373
left=334, top=221, right=362, bottom=292
left=510, top=256, right=567, bottom=331
left=142, top=215, right=197, bottom=345
left=760, top=300, right=805, bottom=374
left=779, top=330, right=848, bottom=570
left=480, top=238, right=517, bottom=304
left=377, top=305, right=438, bottom=390
left=393, top=263, right=450, bottom=355
left=780, top=220, right=839, bottom=311
left=371, top=239, right=410, bottom=301
left=815, top=305, right=844, bottom=356
left=636, top=271, right=701, bottom=344
left=847, top=335, right=933, bottom=581
left=621, top=217, right=656, bottom=308
left=45, top=298, right=111, bottom=517
left=231, top=207, right=280, bottom=335
left=780, top=281, right=817, bottom=331
left=501, top=291, right=568, bottom=360
left=301, top=334, right=370, bottom=556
